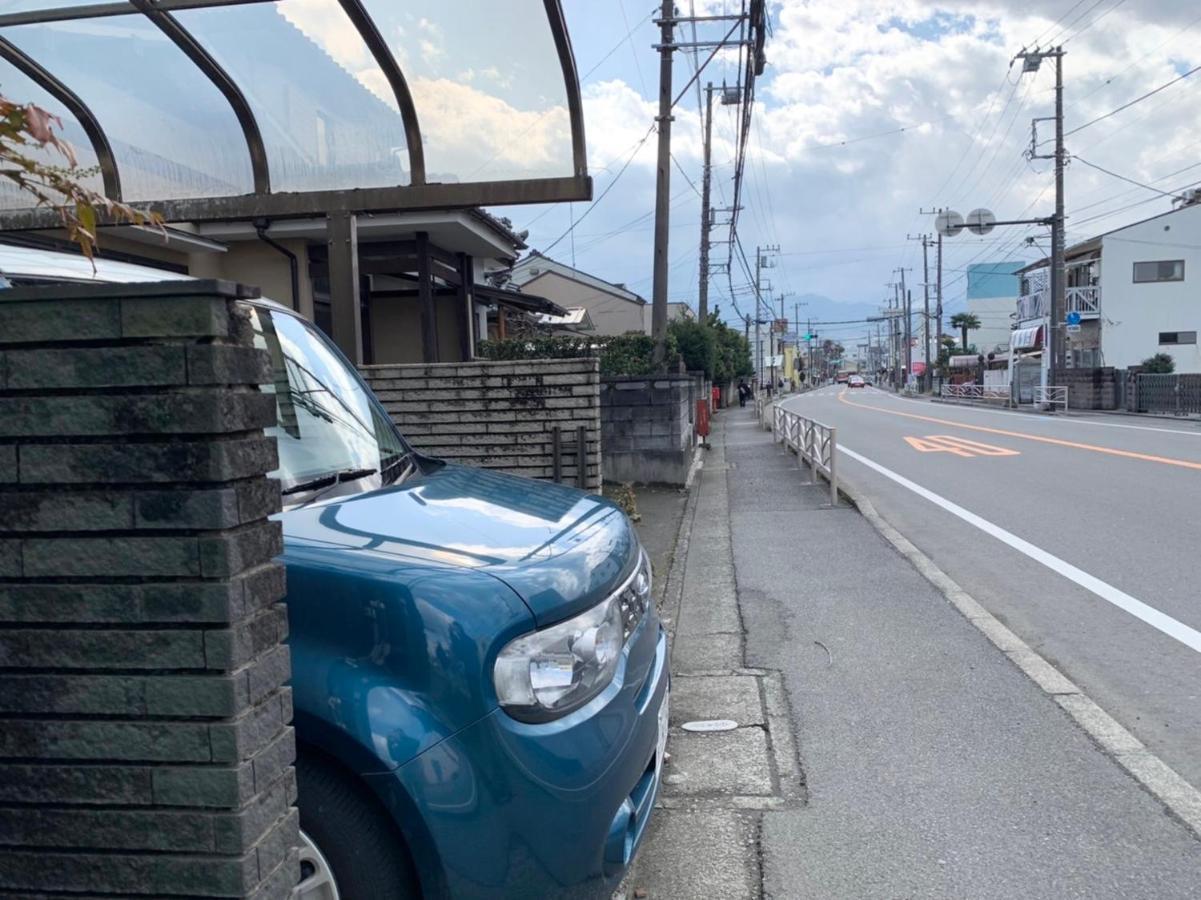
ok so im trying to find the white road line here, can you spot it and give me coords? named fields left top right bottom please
left=839, top=443, right=1201, bottom=655
left=883, top=393, right=1201, bottom=437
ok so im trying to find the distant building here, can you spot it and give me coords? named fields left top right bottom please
left=966, top=262, right=1023, bottom=353
left=668, top=301, right=695, bottom=322
left=1016, top=200, right=1201, bottom=374
left=510, top=252, right=650, bottom=335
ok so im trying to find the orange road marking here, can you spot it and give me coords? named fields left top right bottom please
left=905, top=435, right=1020, bottom=457
left=838, top=392, right=1201, bottom=472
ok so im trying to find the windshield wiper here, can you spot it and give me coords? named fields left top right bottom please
left=281, top=467, right=378, bottom=496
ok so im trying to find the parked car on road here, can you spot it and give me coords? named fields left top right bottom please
left=0, top=246, right=670, bottom=900
left=848, top=375, right=866, bottom=388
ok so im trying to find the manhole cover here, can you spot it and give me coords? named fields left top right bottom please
left=681, top=719, right=738, bottom=733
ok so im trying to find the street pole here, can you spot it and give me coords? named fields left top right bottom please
left=900, top=267, right=911, bottom=386
left=754, top=247, right=762, bottom=388
left=922, top=237, right=932, bottom=392
left=650, top=0, right=675, bottom=367
left=1051, top=46, right=1067, bottom=383
left=697, top=83, right=713, bottom=323
left=936, top=232, right=944, bottom=369
left=807, top=316, right=813, bottom=384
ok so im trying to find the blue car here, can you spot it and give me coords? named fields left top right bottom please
left=248, top=301, right=670, bottom=899
left=0, top=246, right=668, bottom=900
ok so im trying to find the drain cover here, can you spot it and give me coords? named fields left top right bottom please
left=681, top=719, right=738, bottom=733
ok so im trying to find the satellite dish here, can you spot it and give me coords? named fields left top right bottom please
left=935, top=210, right=965, bottom=237
left=966, top=208, right=997, bottom=235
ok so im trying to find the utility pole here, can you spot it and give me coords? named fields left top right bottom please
left=650, top=0, right=675, bottom=366
left=698, top=83, right=714, bottom=322
left=753, top=244, right=778, bottom=388
left=921, top=237, right=932, bottom=392
left=1052, top=47, right=1067, bottom=380
left=754, top=248, right=763, bottom=387
left=897, top=267, right=911, bottom=386
left=1015, top=45, right=1067, bottom=394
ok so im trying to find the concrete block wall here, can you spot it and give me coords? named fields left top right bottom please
left=601, top=374, right=697, bottom=485
left=1060, top=367, right=1118, bottom=410
left=0, top=281, right=297, bottom=899
left=361, top=357, right=601, bottom=492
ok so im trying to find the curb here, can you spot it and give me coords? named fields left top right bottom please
left=838, top=478, right=1201, bottom=841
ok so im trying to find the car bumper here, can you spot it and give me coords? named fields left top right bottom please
left=367, top=614, right=670, bottom=899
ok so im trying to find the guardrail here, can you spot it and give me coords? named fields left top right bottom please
left=772, top=405, right=839, bottom=506
left=940, top=383, right=1010, bottom=404
left=1034, top=385, right=1068, bottom=412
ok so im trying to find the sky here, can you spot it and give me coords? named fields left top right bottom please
left=488, top=0, right=1201, bottom=349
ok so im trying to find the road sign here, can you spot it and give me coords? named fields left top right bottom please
left=935, top=210, right=965, bottom=237
left=966, top=208, right=997, bottom=235
left=1066, top=324, right=1081, bottom=334
left=1066, top=311, right=1082, bottom=326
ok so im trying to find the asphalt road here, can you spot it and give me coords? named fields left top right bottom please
left=782, top=385, right=1201, bottom=789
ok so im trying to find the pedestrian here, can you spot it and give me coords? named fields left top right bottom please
left=737, top=380, right=748, bottom=408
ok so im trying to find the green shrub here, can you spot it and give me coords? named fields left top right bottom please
left=1141, top=352, right=1175, bottom=374
left=669, top=318, right=717, bottom=380
left=476, top=333, right=678, bottom=376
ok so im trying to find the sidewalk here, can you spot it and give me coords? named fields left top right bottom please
left=625, top=407, right=1201, bottom=899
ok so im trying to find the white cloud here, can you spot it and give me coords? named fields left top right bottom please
left=511, top=0, right=1201, bottom=315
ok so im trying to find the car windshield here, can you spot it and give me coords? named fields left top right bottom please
left=245, top=304, right=413, bottom=499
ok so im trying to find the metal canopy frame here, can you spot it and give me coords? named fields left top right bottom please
left=0, top=0, right=591, bottom=228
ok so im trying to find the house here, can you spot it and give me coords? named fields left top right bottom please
left=1015, top=199, right=1201, bottom=374
left=966, top=262, right=1024, bottom=354
left=510, top=252, right=650, bottom=335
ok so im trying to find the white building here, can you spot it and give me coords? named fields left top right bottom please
left=1015, top=200, right=1201, bottom=375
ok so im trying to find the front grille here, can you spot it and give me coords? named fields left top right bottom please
left=618, top=551, right=653, bottom=641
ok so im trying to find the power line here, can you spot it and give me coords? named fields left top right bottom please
left=540, top=124, right=657, bottom=255
left=1072, top=156, right=1192, bottom=203
left=1065, top=64, right=1201, bottom=137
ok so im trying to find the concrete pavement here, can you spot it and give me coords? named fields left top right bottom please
left=626, top=404, right=1201, bottom=899
left=783, top=385, right=1201, bottom=790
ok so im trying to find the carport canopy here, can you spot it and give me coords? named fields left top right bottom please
left=0, top=0, right=590, bottom=227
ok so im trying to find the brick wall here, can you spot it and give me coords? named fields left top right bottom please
left=360, top=357, right=601, bottom=492
left=601, top=374, right=700, bottom=486
left=0, top=281, right=297, bottom=898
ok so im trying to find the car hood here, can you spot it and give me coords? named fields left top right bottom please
left=281, top=464, right=636, bottom=625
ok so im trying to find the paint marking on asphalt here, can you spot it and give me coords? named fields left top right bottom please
left=905, top=435, right=1021, bottom=457
left=839, top=442, right=1201, bottom=655
left=838, top=392, right=1201, bottom=471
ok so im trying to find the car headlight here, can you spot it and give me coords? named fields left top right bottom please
left=494, top=551, right=652, bottom=722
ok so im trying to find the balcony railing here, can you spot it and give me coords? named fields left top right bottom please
left=1015, top=285, right=1100, bottom=322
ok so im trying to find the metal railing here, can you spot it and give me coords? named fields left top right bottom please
left=940, top=383, right=1010, bottom=403
left=772, top=405, right=839, bottom=506
left=1066, top=285, right=1100, bottom=314
left=1016, top=285, right=1101, bottom=321
left=1034, top=385, right=1068, bottom=411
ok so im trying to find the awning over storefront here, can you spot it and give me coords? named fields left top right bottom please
left=0, top=0, right=590, bottom=226
left=1011, top=325, right=1044, bottom=351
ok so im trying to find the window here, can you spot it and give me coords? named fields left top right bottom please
left=1133, top=260, right=1184, bottom=283
left=245, top=305, right=413, bottom=501
left=1159, top=331, right=1197, bottom=345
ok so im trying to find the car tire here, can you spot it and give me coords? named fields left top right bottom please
left=295, top=751, right=421, bottom=900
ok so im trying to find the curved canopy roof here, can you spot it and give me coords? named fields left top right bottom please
left=0, top=0, right=590, bottom=225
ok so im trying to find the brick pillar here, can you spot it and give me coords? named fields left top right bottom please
left=0, top=281, right=297, bottom=898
